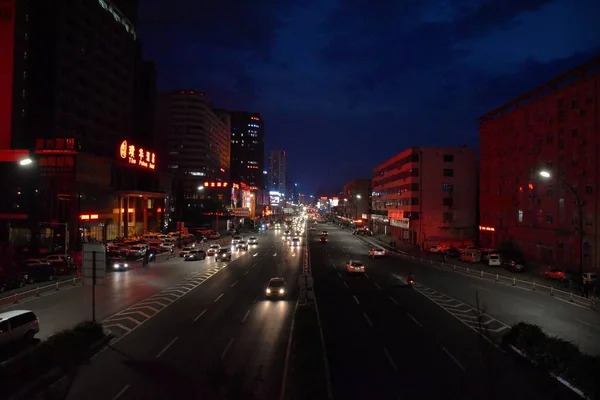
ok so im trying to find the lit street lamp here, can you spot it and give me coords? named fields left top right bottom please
left=539, top=170, right=584, bottom=280
left=19, top=158, right=33, bottom=166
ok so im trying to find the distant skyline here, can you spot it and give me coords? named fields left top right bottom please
left=137, top=0, right=600, bottom=193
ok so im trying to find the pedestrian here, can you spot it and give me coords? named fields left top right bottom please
left=582, top=276, right=590, bottom=298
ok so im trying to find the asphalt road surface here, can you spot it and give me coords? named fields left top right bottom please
left=309, top=223, right=581, bottom=400
left=39, top=228, right=301, bottom=400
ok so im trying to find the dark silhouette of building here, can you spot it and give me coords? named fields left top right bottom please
left=225, top=111, right=265, bottom=189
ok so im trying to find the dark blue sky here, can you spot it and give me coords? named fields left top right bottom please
left=137, top=0, right=600, bottom=195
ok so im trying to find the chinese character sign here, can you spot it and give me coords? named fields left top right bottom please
left=119, top=140, right=156, bottom=170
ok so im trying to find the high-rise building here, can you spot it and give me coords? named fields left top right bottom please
left=268, top=149, right=287, bottom=193
left=155, top=90, right=231, bottom=223
left=1, top=0, right=168, bottom=252
left=479, top=55, right=600, bottom=270
left=371, top=146, right=478, bottom=247
left=224, top=111, right=265, bottom=189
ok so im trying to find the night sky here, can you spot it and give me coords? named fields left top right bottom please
left=138, top=0, right=600, bottom=195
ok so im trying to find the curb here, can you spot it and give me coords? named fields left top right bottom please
left=507, top=344, right=588, bottom=399
left=9, top=333, right=113, bottom=400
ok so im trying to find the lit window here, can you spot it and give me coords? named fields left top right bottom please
left=518, top=209, right=523, bottom=222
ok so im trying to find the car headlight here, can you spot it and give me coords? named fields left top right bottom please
left=279, top=289, right=285, bottom=294
left=124, top=264, right=128, bottom=268
left=113, top=264, right=119, bottom=268
left=266, top=288, right=271, bottom=294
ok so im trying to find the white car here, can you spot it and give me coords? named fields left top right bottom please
left=369, top=248, right=386, bottom=258
left=207, top=244, right=221, bottom=256
left=488, top=253, right=502, bottom=266
left=179, top=247, right=193, bottom=257
left=248, top=237, right=258, bottom=245
left=232, top=235, right=243, bottom=244
left=159, top=242, right=174, bottom=251
left=291, top=237, right=300, bottom=247
left=346, top=260, right=365, bottom=275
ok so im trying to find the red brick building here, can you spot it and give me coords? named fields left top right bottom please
left=479, top=55, right=600, bottom=270
left=371, top=146, right=478, bottom=248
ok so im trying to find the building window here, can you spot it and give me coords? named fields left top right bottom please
left=559, top=198, right=564, bottom=208
left=443, top=197, right=453, bottom=207
left=585, top=185, right=593, bottom=195
left=442, top=212, right=453, bottom=222
left=572, top=217, right=578, bottom=226
left=518, top=209, right=523, bottom=222
left=443, top=154, right=454, bottom=162
left=546, top=185, right=553, bottom=196
left=585, top=216, right=593, bottom=227
left=443, top=183, right=454, bottom=192
left=546, top=214, right=553, bottom=224
left=443, top=169, right=453, bottom=177
left=571, top=97, right=579, bottom=110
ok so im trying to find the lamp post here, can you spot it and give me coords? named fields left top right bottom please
left=539, top=170, right=584, bottom=280
left=355, top=194, right=361, bottom=219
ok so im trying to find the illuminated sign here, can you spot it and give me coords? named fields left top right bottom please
left=80, top=214, right=99, bottom=220
left=0, top=0, right=15, bottom=149
left=119, top=140, right=156, bottom=170
left=270, top=192, right=281, bottom=206
left=479, top=226, right=496, bottom=232
left=203, top=181, right=229, bottom=188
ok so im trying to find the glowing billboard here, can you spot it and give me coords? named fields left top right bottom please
left=119, top=140, right=156, bottom=170
left=269, top=191, right=281, bottom=206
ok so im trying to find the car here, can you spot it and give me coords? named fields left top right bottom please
left=0, top=310, right=40, bottom=345
left=265, top=277, right=286, bottom=299
left=216, top=248, right=232, bottom=261
left=159, top=242, right=174, bottom=251
left=369, top=248, right=386, bottom=258
left=247, top=236, right=258, bottom=245
left=309, top=226, right=316, bottom=231
left=319, top=236, right=328, bottom=243
left=111, top=260, right=129, bottom=271
left=291, top=237, right=300, bottom=247
left=505, top=259, right=525, bottom=272
left=20, top=260, right=56, bottom=283
left=231, top=235, right=243, bottom=244
left=544, top=268, right=566, bottom=281
left=488, top=253, right=501, bottom=266
left=179, top=247, right=194, bottom=257
left=184, top=250, right=206, bottom=261
left=207, top=244, right=221, bottom=256
left=236, top=240, right=249, bottom=251
left=283, top=230, right=291, bottom=236
left=321, top=231, right=328, bottom=236
left=346, top=260, right=365, bottom=275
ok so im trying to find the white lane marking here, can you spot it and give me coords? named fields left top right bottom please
left=214, top=293, right=224, bottom=302
left=221, top=338, right=235, bottom=359
left=244, top=270, right=249, bottom=275
left=156, top=336, right=178, bottom=358
left=364, top=273, right=370, bottom=278
left=373, top=282, right=381, bottom=290
left=273, top=253, right=277, bottom=256
left=337, top=272, right=342, bottom=278
left=194, top=309, right=207, bottom=322
left=353, top=295, right=360, bottom=305
left=252, top=263, right=258, bottom=267
left=111, top=384, right=131, bottom=400
left=383, top=347, right=398, bottom=372
left=242, top=309, right=251, bottom=323
left=576, top=318, right=600, bottom=332
left=253, top=253, right=259, bottom=257
left=231, top=280, right=239, bottom=287
left=388, top=296, right=399, bottom=306
left=343, top=281, right=350, bottom=289
left=406, top=313, right=423, bottom=328
left=363, top=313, right=373, bottom=327
left=442, top=346, right=466, bottom=371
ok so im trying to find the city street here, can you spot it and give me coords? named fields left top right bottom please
left=309, top=224, right=581, bottom=399
left=36, top=228, right=301, bottom=400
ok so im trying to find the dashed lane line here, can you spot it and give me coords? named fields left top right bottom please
left=156, top=336, right=178, bottom=358
left=194, top=309, right=207, bottom=322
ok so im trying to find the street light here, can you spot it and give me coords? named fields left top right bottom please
left=539, top=170, right=584, bottom=280
left=197, top=186, right=204, bottom=191
left=19, top=158, right=33, bottom=166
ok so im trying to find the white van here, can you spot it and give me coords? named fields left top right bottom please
left=0, top=310, right=40, bottom=346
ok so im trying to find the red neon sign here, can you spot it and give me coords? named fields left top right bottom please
left=119, top=140, right=156, bottom=170
left=80, top=214, right=99, bottom=220
left=0, top=0, right=16, bottom=149
left=203, top=181, right=229, bottom=188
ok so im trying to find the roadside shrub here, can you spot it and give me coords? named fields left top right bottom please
left=0, top=320, right=107, bottom=396
left=503, top=322, right=599, bottom=399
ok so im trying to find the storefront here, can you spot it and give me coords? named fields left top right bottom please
left=390, top=218, right=412, bottom=242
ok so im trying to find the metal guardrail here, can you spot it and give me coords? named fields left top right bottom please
left=0, top=278, right=83, bottom=308
left=347, top=228, right=597, bottom=311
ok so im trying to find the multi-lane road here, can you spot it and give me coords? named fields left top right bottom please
left=309, top=224, right=587, bottom=400
left=10, top=231, right=303, bottom=400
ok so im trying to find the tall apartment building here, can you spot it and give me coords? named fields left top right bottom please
left=371, top=146, right=478, bottom=247
left=479, top=55, right=600, bottom=269
left=341, top=179, right=372, bottom=220
left=268, top=149, right=287, bottom=193
left=225, top=111, right=265, bottom=189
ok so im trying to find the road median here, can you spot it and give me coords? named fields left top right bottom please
left=284, top=301, right=332, bottom=400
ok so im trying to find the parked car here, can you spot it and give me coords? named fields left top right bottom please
left=0, top=271, right=28, bottom=293
left=487, top=253, right=502, bottom=266
left=45, top=254, right=75, bottom=270
left=0, top=310, right=40, bottom=346
left=443, top=247, right=461, bottom=258
left=544, top=268, right=567, bottom=281
left=504, top=259, right=525, bottom=272
left=20, top=260, right=56, bottom=283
